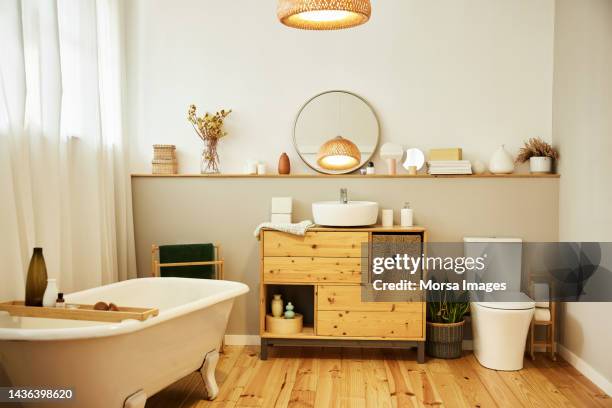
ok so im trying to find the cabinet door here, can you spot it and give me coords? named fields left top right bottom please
left=263, top=231, right=368, bottom=258
left=317, top=285, right=423, bottom=339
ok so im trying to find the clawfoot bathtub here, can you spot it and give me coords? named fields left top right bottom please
left=0, top=277, right=248, bottom=408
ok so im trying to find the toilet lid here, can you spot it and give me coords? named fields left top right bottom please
left=473, top=292, right=535, bottom=310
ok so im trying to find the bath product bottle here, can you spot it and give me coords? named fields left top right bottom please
left=42, top=278, right=58, bottom=307
left=401, top=202, right=414, bottom=227
left=271, top=294, right=284, bottom=318
left=25, top=247, right=48, bottom=306
left=56, top=293, right=66, bottom=308
left=366, top=161, right=375, bottom=175
left=284, top=302, right=295, bottom=319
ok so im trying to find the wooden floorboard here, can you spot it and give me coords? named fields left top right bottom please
left=146, top=346, right=611, bottom=408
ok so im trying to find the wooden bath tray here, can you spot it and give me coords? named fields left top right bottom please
left=0, top=301, right=159, bottom=323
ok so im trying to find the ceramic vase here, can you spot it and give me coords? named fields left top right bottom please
left=284, top=302, right=295, bottom=319
left=42, top=279, right=59, bottom=307
left=529, top=157, right=552, bottom=173
left=271, top=294, right=284, bottom=317
left=278, top=153, right=290, bottom=174
left=489, top=145, right=514, bottom=174
left=25, top=247, right=48, bottom=306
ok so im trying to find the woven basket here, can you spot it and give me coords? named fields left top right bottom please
left=426, top=320, right=465, bottom=359
left=153, top=144, right=176, bottom=161
left=152, top=159, right=177, bottom=175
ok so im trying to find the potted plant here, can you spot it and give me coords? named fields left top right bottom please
left=516, top=137, right=559, bottom=174
left=426, top=288, right=469, bottom=359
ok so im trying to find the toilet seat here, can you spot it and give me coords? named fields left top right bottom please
left=473, top=292, right=535, bottom=310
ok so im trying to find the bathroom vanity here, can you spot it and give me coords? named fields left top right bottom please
left=259, top=226, right=427, bottom=362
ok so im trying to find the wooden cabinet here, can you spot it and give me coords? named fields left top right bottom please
left=259, top=226, right=427, bottom=362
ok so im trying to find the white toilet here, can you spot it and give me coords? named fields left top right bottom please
left=464, top=237, right=535, bottom=371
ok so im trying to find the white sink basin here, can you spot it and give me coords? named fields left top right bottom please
left=312, top=201, right=379, bottom=227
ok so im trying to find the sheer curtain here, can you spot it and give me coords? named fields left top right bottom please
left=0, top=0, right=136, bottom=301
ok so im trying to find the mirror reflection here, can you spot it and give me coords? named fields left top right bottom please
left=293, top=91, right=380, bottom=174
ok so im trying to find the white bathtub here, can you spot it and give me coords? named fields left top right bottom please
left=0, top=278, right=248, bottom=408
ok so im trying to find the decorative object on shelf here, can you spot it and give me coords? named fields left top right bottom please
left=382, top=209, right=393, bottom=227
left=257, top=162, right=267, bottom=175
left=401, top=202, right=413, bottom=227
left=426, top=287, right=470, bottom=359
left=403, top=148, right=425, bottom=171
left=25, top=247, right=48, bottom=307
left=359, top=167, right=367, bottom=175
left=187, top=104, right=232, bottom=174
left=277, top=0, right=371, bottom=30
left=284, top=302, right=295, bottom=319
left=472, top=160, right=487, bottom=175
left=407, top=165, right=417, bottom=175
left=271, top=294, right=284, bottom=318
left=317, top=136, right=361, bottom=170
left=152, top=145, right=178, bottom=174
left=265, top=313, right=303, bottom=335
left=278, top=153, right=291, bottom=174
left=489, top=145, right=515, bottom=174
left=42, top=279, right=59, bottom=308
left=380, top=142, right=403, bottom=175
left=294, top=91, right=379, bottom=174
left=427, top=160, right=472, bottom=175
left=516, top=137, right=559, bottom=174
left=244, top=160, right=258, bottom=175
left=366, top=161, right=375, bottom=175
left=429, top=148, right=462, bottom=161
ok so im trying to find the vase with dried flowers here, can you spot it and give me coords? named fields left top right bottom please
left=516, top=137, right=559, bottom=174
left=187, top=105, right=232, bottom=174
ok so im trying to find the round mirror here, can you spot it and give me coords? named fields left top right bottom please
left=293, top=91, right=380, bottom=174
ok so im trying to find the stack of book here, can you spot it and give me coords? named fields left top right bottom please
left=427, top=160, right=472, bottom=175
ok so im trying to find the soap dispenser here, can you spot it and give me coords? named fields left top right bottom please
left=401, top=202, right=413, bottom=227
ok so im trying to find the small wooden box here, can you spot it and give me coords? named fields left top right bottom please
left=429, top=148, right=462, bottom=161
left=265, top=313, right=303, bottom=335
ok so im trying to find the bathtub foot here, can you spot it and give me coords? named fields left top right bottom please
left=201, top=349, right=219, bottom=400
left=124, top=389, right=147, bottom=408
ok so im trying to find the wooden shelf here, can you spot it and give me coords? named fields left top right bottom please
left=262, top=326, right=315, bottom=339
left=132, top=173, right=559, bottom=179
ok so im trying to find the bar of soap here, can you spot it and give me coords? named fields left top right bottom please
left=429, top=148, right=462, bottom=161
left=271, top=197, right=292, bottom=214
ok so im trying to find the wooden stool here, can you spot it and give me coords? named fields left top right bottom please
left=528, top=301, right=557, bottom=361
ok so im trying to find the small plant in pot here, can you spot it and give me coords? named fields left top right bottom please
left=516, top=137, right=559, bottom=174
left=426, top=287, right=469, bottom=359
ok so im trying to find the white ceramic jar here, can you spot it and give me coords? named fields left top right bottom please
left=489, top=145, right=514, bottom=174
left=529, top=157, right=552, bottom=173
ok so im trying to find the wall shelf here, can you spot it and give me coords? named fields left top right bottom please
left=132, top=173, right=560, bottom=179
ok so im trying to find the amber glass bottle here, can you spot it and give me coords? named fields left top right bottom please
left=25, top=247, right=48, bottom=306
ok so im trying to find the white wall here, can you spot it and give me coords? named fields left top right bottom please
left=125, top=0, right=555, bottom=174
left=553, top=0, right=612, bottom=393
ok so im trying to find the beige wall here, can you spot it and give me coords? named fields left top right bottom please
left=131, top=177, right=559, bottom=335
left=124, top=0, right=554, bottom=174
left=553, top=0, right=612, bottom=390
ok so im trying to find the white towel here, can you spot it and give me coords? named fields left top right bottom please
left=534, top=307, right=551, bottom=322
left=254, top=220, right=315, bottom=239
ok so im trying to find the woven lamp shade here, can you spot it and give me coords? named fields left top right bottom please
left=277, top=0, right=371, bottom=30
left=317, top=136, right=361, bottom=170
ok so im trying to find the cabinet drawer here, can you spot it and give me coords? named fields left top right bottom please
left=317, top=285, right=423, bottom=313
left=263, top=258, right=361, bottom=284
left=317, top=310, right=423, bottom=338
left=263, top=231, right=367, bottom=258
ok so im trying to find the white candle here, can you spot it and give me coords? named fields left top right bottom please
left=382, top=209, right=393, bottom=227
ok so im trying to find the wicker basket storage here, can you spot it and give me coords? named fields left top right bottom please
left=153, top=144, right=176, bottom=160
left=426, top=320, right=465, bottom=359
left=152, top=145, right=177, bottom=174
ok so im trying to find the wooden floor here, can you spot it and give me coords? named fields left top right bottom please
left=145, top=346, right=611, bottom=408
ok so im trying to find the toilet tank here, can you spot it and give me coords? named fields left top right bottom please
left=463, top=237, right=523, bottom=292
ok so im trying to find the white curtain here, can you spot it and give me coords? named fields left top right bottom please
left=0, top=0, right=136, bottom=301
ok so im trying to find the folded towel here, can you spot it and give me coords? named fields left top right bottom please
left=254, top=220, right=315, bottom=239
left=159, top=243, right=215, bottom=279
left=534, top=307, right=551, bottom=322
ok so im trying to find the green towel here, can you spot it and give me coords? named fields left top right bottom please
left=159, top=243, right=216, bottom=279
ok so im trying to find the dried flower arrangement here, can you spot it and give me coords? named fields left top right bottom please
left=187, top=105, right=232, bottom=173
left=516, top=137, right=559, bottom=164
